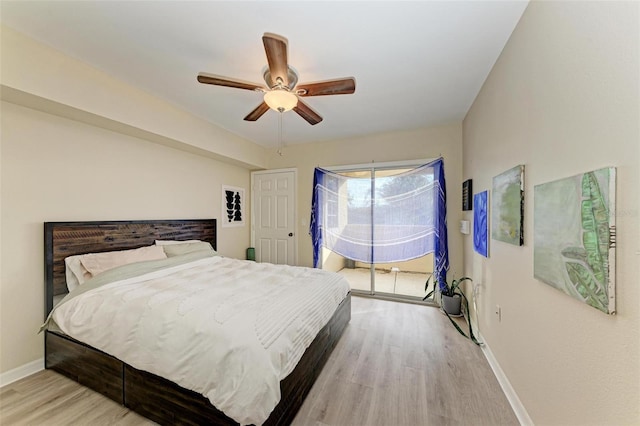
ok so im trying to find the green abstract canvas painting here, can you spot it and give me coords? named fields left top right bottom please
left=492, top=165, right=524, bottom=246
left=533, top=167, right=616, bottom=314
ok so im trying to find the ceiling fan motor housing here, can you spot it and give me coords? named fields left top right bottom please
left=263, top=66, right=299, bottom=91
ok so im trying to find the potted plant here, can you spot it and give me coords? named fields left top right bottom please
left=423, top=273, right=482, bottom=345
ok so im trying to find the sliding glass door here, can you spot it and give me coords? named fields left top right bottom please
left=316, top=162, right=437, bottom=300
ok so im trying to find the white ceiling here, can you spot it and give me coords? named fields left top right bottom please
left=1, top=1, right=528, bottom=148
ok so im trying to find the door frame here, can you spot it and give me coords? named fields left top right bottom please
left=250, top=168, right=298, bottom=265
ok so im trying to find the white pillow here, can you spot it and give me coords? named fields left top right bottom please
left=64, top=255, right=93, bottom=292
left=155, top=239, right=203, bottom=245
left=79, top=245, right=167, bottom=277
left=162, top=241, right=215, bottom=257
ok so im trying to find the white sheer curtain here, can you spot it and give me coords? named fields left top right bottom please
left=310, top=158, right=449, bottom=284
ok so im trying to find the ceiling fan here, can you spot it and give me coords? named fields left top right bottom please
left=197, top=33, right=356, bottom=125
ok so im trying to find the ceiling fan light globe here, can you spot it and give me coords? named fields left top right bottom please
left=264, top=89, right=298, bottom=112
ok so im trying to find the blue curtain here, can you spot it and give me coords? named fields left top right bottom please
left=310, top=158, right=449, bottom=287
left=310, top=167, right=326, bottom=269
left=432, top=159, right=449, bottom=287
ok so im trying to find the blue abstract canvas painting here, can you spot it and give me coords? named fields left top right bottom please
left=474, top=190, right=489, bottom=257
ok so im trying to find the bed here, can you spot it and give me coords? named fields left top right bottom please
left=43, top=219, right=351, bottom=425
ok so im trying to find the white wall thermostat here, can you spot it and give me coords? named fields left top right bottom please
left=460, top=220, right=470, bottom=235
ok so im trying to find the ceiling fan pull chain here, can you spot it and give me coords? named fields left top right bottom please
left=277, top=109, right=284, bottom=156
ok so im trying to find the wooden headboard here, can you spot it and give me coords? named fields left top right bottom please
left=44, top=219, right=217, bottom=317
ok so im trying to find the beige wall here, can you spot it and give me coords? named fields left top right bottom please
left=0, top=101, right=251, bottom=373
left=0, top=27, right=261, bottom=375
left=321, top=248, right=346, bottom=273
left=0, top=25, right=268, bottom=169
left=463, top=1, right=639, bottom=425
left=266, top=123, right=464, bottom=274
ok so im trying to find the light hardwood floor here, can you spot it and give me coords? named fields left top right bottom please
left=1, top=296, right=518, bottom=426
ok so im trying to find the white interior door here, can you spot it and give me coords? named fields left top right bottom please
left=251, top=169, right=296, bottom=265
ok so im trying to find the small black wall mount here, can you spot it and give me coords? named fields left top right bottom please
left=462, top=179, right=473, bottom=211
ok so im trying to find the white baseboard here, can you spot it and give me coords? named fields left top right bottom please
left=479, top=334, right=534, bottom=426
left=0, top=358, right=44, bottom=388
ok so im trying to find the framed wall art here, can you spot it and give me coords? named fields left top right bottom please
left=462, top=179, right=473, bottom=211
left=492, top=165, right=524, bottom=246
left=473, top=190, right=489, bottom=257
left=221, top=185, right=245, bottom=227
left=533, top=167, right=616, bottom=314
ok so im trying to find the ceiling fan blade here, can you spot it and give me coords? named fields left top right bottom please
left=296, top=77, right=356, bottom=97
left=293, top=99, right=323, bottom=125
left=244, top=102, right=270, bottom=121
left=262, top=33, right=289, bottom=87
left=197, top=73, right=264, bottom=91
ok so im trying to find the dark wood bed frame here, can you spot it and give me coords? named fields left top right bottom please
left=44, top=219, right=351, bottom=426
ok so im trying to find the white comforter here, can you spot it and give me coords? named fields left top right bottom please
left=52, top=256, right=350, bottom=425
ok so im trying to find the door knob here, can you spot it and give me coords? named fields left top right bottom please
left=288, top=233, right=294, bottom=237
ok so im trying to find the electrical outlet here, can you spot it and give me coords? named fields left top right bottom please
left=495, top=305, right=502, bottom=322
